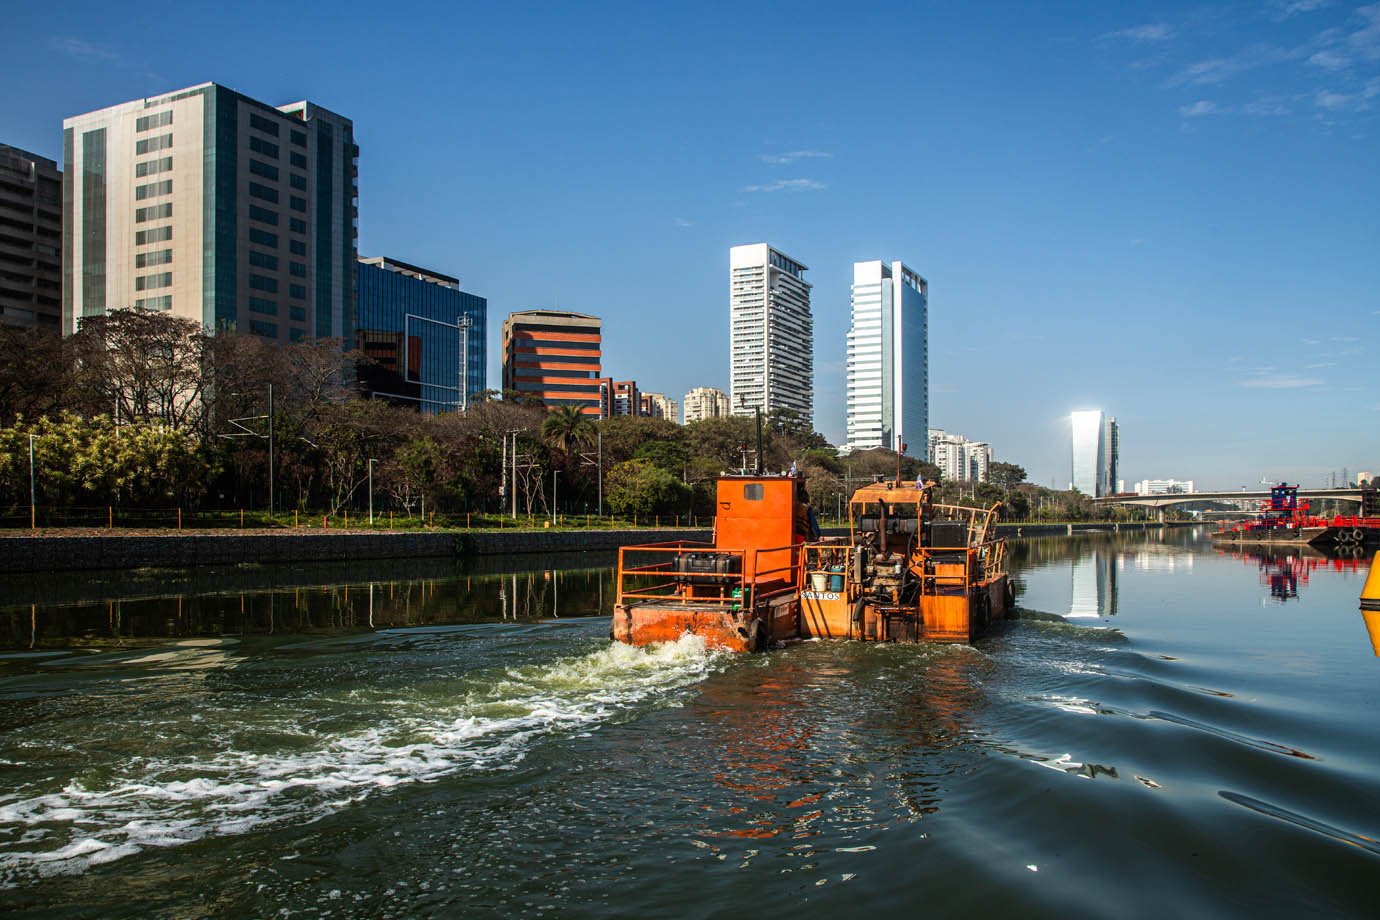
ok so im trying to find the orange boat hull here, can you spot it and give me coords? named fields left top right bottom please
left=613, top=605, right=762, bottom=652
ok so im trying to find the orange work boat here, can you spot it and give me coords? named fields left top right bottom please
left=612, top=473, right=1012, bottom=651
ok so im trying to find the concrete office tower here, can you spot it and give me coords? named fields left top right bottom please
left=0, top=145, right=63, bottom=329
left=356, top=257, right=486, bottom=414
left=683, top=386, right=730, bottom=424
left=62, top=83, right=357, bottom=341
left=1104, top=416, right=1119, bottom=496
left=846, top=260, right=928, bottom=452
left=501, top=310, right=602, bottom=415
left=1071, top=409, right=1110, bottom=496
left=729, top=243, right=812, bottom=420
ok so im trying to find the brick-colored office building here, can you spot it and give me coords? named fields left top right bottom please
left=501, top=310, right=602, bottom=415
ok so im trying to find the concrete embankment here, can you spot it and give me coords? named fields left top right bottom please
left=0, top=520, right=1192, bottom=574
left=0, top=529, right=711, bottom=574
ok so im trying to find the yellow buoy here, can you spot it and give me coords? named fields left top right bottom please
left=1362, top=551, right=1380, bottom=611
left=1363, top=609, right=1380, bottom=658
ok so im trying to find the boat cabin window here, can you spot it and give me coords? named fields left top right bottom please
left=743, top=483, right=764, bottom=501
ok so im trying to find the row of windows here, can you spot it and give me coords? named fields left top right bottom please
left=291, top=129, right=306, bottom=148
left=249, top=182, right=278, bottom=204
left=249, top=227, right=277, bottom=248
left=134, top=294, right=171, bottom=311
left=290, top=282, right=305, bottom=299
left=249, top=159, right=278, bottom=181
left=248, top=112, right=279, bottom=137
left=249, top=136, right=278, bottom=158
left=289, top=261, right=305, bottom=277
left=250, top=320, right=277, bottom=338
left=290, top=151, right=307, bottom=170
left=135, top=202, right=172, bottom=223
left=135, top=156, right=173, bottom=178
left=289, top=305, right=306, bottom=322
left=135, top=110, right=173, bottom=133
left=249, top=250, right=278, bottom=271
left=135, top=249, right=172, bottom=268
left=136, top=225, right=172, bottom=245
left=290, top=195, right=306, bottom=212
left=248, top=273, right=277, bottom=293
left=135, top=134, right=172, bottom=155
left=290, top=238, right=306, bottom=256
left=290, top=173, right=306, bottom=191
left=249, top=204, right=277, bottom=226
left=135, top=271, right=172, bottom=291
left=249, top=296, right=277, bottom=315
left=290, top=216, right=306, bottom=234
left=135, top=179, right=172, bottom=200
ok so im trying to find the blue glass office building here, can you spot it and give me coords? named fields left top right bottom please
left=356, top=257, right=486, bottom=413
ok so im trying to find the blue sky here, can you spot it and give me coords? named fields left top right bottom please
left=3, top=1, right=1377, bottom=489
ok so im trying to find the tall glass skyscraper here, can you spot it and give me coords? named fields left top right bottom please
left=846, top=260, right=927, bottom=452
left=62, top=82, right=357, bottom=342
left=1071, top=409, right=1109, bottom=496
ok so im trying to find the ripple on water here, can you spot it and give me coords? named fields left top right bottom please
left=0, top=632, right=724, bottom=888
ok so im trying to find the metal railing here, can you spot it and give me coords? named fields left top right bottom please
left=615, top=541, right=801, bottom=612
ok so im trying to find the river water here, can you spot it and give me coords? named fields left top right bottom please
left=0, top=530, right=1375, bottom=917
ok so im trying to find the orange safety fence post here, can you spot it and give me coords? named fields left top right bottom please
left=178, top=508, right=182, bottom=530
left=109, top=506, right=113, bottom=530
left=323, top=514, right=329, bottom=529
left=240, top=509, right=244, bottom=529
left=294, top=509, right=299, bottom=528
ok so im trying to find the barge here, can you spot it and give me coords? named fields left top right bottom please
left=1211, top=483, right=1380, bottom=549
left=611, top=472, right=1011, bottom=652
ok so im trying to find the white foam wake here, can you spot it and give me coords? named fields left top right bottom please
left=0, top=635, right=719, bottom=886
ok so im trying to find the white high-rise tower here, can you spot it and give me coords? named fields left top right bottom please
left=846, top=260, right=928, bottom=452
left=729, top=243, right=812, bottom=420
left=1071, top=409, right=1108, bottom=496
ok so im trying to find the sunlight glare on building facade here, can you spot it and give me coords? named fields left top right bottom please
left=846, top=260, right=927, bottom=452
left=1071, top=409, right=1110, bottom=496
left=729, top=243, right=812, bottom=420
left=683, top=386, right=730, bottom=424
left=1134, top=479, right=1195, bottom=495
left=62, top=82, right=357, bottom=341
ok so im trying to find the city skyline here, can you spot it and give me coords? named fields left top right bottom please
left=2, top=2, right=1376, bottom=488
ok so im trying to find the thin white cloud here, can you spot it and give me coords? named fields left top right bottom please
left=672, top=217, right=694, bottom=228
left=1180, top=99, right=1221, bottom=117
left=742, top=178, right=826, bottom=193
left=1241, top=374, right=1324, bottom=388
left=758, top=151, right=832, bottom=166
left=1271, top=0, right=1332, bottom=20
left=1309, top=49, right=1350, bottom=69
left=49, top=37, right=120, bottom=62
left=1306, top=361, right=1337, bottom=368
left=1103, top=23, right=1174, bottom=43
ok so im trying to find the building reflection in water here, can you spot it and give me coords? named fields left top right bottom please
left=1068, top=550, right=1119, bottom=618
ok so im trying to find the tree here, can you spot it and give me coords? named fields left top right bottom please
left=70, top=308, right=211, bottom=431
left=604, top=459, right=692, bottom=516
left=988, top=462, right=1027, bottom=491
left=542, top=405, right=596, bottom=457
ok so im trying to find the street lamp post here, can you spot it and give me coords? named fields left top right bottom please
left=597, top=430, right=603, bottom=517
left=552, top=470, right=560, bottom=525
left=368, top=458, right=377, bottom=525
left=28, top=433, right=36, bottom=530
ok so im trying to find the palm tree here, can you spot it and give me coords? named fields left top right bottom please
left=541, top=405, right=595, bottom=457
